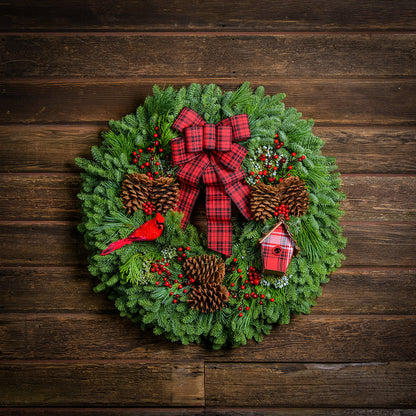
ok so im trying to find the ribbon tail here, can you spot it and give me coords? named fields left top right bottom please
left=224, top=174, right=254, bottom=221
left=203, top=166, right=233, bottom=257
left=175, top=183, right=200, bottom=228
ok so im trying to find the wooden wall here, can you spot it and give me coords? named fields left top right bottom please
left=1, top=1, right=415, bottom=414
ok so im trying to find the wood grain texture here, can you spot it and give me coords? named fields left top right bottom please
left=1, top=0, right=415, bottom=31
left=0, top=222, right=88, bottom=266
left=341, top=222, right=416, bottom=267
left=205, top=362, right=416, bottom=407
left=1, top=409, right=415, bottom=416
left=0, top=174, right=81, bottom=221
left=1, top=267, right=414, bottom=314
left=2, top=80, right=415, bottom=125
left=0, top=222, right=414, bottom=267
left=0, top=125, right=415, bottom=174
left=0, top=362, right=204, bottom=406
left=1, top=174, right=414, bottom=221
left=1, top=314, right=415, bottom=362
left=0, top=267, right=108, bottom=312
left=317, top=268, right=416, bottom=314
left=0, top=124, right=104, bottom=173
left=1, top=34, right=415, bottom=78
left=341, top=175, right=416, bottom=221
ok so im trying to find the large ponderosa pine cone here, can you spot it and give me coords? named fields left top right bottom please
left=250, top=183, right=280, bottom=221
left=187, top=284, right=230, bottom=313
left=250, top=176, right=309, bottom=221
left=150, top=176, right=179, bottom=214
left=121, top=174, right=179, bottom=215
left=279, top=176, right=309, bottom=217
left=121, top=173, right=151, bottom=214
left=183, top=255, right=225, bottom=286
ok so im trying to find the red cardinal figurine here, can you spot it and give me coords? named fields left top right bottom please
left=101, top=212, right=165, bottom=256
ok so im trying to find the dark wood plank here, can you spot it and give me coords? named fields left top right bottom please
left=317, top=268, right=416, bottom=314
left=342, top=222, right=416, bottom=267
left=0, top=124, right=103, bottom=173
left=205, top=362, right=416, bottom=407
left=317, top=126, right=416, bottom=174
left=1, top=408, right=415, bottom=416
left=341, top=175, right=416, bottom=222
left=1, top=80, right=415, bottom=125
left=1, top=314, right=415, bottom=362
left=0, top=125, right=415, bottom=174
left=1, top=174, right=414, bottom=221
left=1, top=34, right=415, bottom=78
left=0, top=267, right=110, bottom=312
left=0, top=174, right=81, bottom=221
left=1, top=267, right=414, bottom=315
left=0, top=222, right=414, bottom=267
left=1, top=0, right=415, bottom=31
left=0, top=362, right=204, bottom=406
left=0, top=222, right=87, bottom=266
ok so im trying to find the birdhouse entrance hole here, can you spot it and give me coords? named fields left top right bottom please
left=273, top=247, right=282, bottom=255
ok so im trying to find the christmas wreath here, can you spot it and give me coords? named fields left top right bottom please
left=77, top=83, right=346, bottom=348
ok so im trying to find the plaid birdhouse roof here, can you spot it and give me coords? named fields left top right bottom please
left=258, top=219, right=300, bottom=257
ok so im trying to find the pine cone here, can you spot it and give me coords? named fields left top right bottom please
left=183, top=255, right=225, bottom=286
left=187, top=284, right=229, bottom=313
left=121, top=173, right=151, bottom=214
left=150, top=176, right=179, bottom=214
left=250, top=183, right=281, bottom=222
left=279, top=176, right=309, bottom=217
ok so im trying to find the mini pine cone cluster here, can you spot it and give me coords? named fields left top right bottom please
left=121, top=173, right=179, bottom=215
left=250, top=176, right=309, bottom=221
left=184, top=255, right=229, bottom=313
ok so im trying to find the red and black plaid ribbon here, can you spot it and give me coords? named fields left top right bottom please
left=171, top=107, right=253, bottom=256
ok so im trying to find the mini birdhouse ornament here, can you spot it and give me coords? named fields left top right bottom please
left=258, top=219, right=299, bottom=275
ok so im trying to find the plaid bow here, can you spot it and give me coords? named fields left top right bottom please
left=171, top=107, right=253, bottom=256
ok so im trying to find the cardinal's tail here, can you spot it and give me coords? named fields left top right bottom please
left=100, top=238, right=132, bottom=256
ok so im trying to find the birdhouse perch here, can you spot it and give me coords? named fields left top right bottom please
left=258, top=220, right=299, bottom=275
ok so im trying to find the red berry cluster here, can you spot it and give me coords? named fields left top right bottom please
left=142, top=201, right=156, bottom=216
left=149, top=126, right=164, bottom=155
left=153, top=258, right=190, bottom=304
left=274, top=133, right=285, bottom=149
left=151, top=259, right=172, bottom=279
left=249, top=132, right=307, bottom=185
left=274, top=203, right=290, bottom=220
left=131, top=148, right=142, bottom=164
left=228, top=260, right=273, bottom=317
left=278, top=151, right=306, bottom=183
left=248, top=266, right=261, bottom=285
left=131, top=126, right=172, bottom=179
left=176, top=245, right=191, bottom=262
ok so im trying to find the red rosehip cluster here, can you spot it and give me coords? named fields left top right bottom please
left=248, top=266, right=261, bottom=285
left=151, top=259, right=172, bottom=278
left=142, top=201, right=156, bottom=215
left=274, top=133, right=284, bottom=149
left=249, top=131, right=308, bottom=185
left=153, top=258, right=190, bottom=304
left=131, top=126, right=169, bottom=179
left=176, top=246, right=190, bottom=262
left=274, top=203, right=290, bottom=220
left=131, top=148, right=143, bottom=164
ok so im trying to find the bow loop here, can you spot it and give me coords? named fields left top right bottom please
left=184, top=125, right=204, bottom=153
left=172, top=107, right=205, bottom=133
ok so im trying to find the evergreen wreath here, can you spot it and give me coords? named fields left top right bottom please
left=77, top=83, right=346, bottom=349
